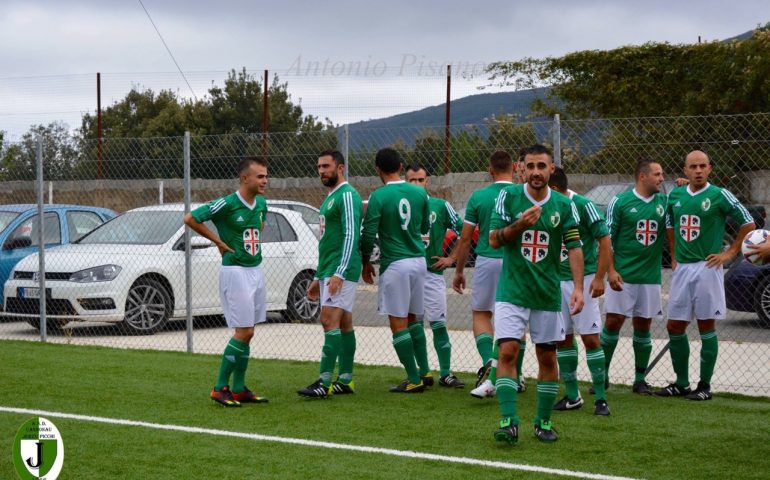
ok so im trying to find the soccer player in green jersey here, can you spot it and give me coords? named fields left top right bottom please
left=361, top=148, right=431, bottom=393
left=184, top=157, right=270, bottom=407
left=434, top=151, right=525, bottom=399
left=602, top=159, right=668, bottom=396
left=658, top=150, right=755, bottom=400
left=405, top=163, right=465, bottom=388
left=489, top=144, right=584, bottom=444
left=298, top=150, right=363, bottom=398
left=548, top=167, right=612, bottom=416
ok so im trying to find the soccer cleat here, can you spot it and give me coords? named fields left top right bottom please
left=421, top=373, right=435, bottom=387
left=389, top=379, right=425, bottom=393
left=332, top=380, right=355, bottom=394
left=475, top=359, right=493, bottom=388
left=494, top=417, right=519, bottom=445
left=517, top=377, right=527, bottom=393
left=232, top=387, right=269, bottom=403
left=297, top=378, right=333, bottom=398
left=655, top=383, right=692, bottom=397
left=470, top=379, right=496, bottom=399
left=632, top=380, right=653, bottom=395
left=439, top=374, right=465, bottom=388
left=594, top=399, right=610, bottom=416
left=553, top=394, right=584, bottom=411
left=534, top=420, right=558, bottom=442
left=684, top=382, right=712, bottom=401
left=211, top=385, right=241, bottom=407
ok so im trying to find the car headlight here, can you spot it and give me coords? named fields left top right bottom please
left=69, top=265, right=122, bottom=283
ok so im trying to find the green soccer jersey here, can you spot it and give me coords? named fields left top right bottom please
left=464, top=181, right=514, bottom=259
left=191, top=191, right=267, bottom=267
left=317, top=182, right=364, bottom=282
left=490, top=185, right=582, bottom=311
left=361, top=180, right=430, bottom=274
left=558, top=192, right=609, bottom=281
left=666, top=183, right=753, bottom=264
left=423, top=196, right=462, bottom=274
left=606, top=189, right=667, bottom=284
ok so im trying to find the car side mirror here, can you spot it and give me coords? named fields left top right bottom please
left=3, top=237, right=32, bottom=250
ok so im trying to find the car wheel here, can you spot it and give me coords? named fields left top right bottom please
left=121, top=278, right=171, bottom=335
left=284, top=272, right=320, bottom=323
left=753, top=275, right=770, bottom=327
left=27, top=318, right=67, bottom=334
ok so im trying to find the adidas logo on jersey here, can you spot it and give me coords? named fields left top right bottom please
left=674, top=201, right=681, bottom=207
left=237, top=216, right=244, bottom=222
left=630, top=207, right=637, bottom=213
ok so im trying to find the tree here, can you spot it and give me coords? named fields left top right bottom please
left=1, top=122, right=78, bottom=181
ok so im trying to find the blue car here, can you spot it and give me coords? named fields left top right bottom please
left=724, top=259, right=770, bottom=326
left=0, top=204, right=116, bottom=310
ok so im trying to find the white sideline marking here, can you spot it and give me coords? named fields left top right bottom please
left=0, top=406, right=639, bottom=480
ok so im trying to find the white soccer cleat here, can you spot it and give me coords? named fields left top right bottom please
left=470, top=379, right=496, bottom=399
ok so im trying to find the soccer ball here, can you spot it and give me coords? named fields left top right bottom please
left=741, top=229, right=770, bottom=265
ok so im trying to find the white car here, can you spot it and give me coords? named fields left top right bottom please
left=3, top=204, right=320, bottom=334
left=266, top=199, right=321, bottom=239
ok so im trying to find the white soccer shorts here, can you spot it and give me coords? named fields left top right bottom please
left=378, top=257, right=426, bottom=318
left=494, top=301, right=566, bottom=344
left=471, top=255, right=502, bottom=312
left=319, top=277, right=358, bottom=313
left=667, top=261, right=726, bottom=321
left=423, top=271, right=448, bottom=322
left=560, top=274, right=602, bottom=335
left=604, top=283, right=663, bottom=319
left=219, top=265, right=267, bottom=328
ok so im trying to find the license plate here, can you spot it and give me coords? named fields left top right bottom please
left=19, top=287, right=49, bottom=299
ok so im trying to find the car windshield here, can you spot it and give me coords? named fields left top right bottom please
left=583, top=184, right=631, bottom=206
left=0, top=211, right=21, bottom=235
left=78, top=211, right=182, bottom=245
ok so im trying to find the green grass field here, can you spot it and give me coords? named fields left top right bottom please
left=1, top=340, right=769, bottom=479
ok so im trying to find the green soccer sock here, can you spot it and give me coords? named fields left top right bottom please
left=600, top=327, right=620, bottom=378
left=699, top=330, right=718, bottom=385
left=489, top=341, right=499, bottom=384
left=409, top=321, right=431, bottom=376
left=475, top=333, right=494, bottom=365
left=668, top=332, right=691, bottom=387
left=231, top=340, right=251, bottom=393
left=319, top=328, right=342, bottom=387
left=216, top=338, right=249, bottom=391
left=557, top=339, right=579, bottom=400
left=632, top=330, right=653, bottom=382
left=534, top=381, right=560, bottom=425
left=392, top=330, right=421, bottom=384
left=586, top=347, right=607, bottom=402
left=516, top=340, right=526, bottom=384
left=430, top=321, right=452, bottom=377
left=496, top=376, right=520, bottom=425
left=338, top=330, right=356, bottom=384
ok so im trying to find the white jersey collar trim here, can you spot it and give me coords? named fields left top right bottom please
left=632, top=188, right=654, bottom=203
left=236, top=191, right=257, bottom=210
left=328, top=181, right=349, bottom=196
left=687, top=182, right=711, bottom=196
left=524, top=185, right=551, bottom=206
left=387, top=180, right=406, bottom=185
left=494, top=181, right=513, bottom=184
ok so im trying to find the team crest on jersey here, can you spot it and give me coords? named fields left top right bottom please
left=550, top=212, right=561, bottom=227
left=656, top=204, right=665, bottom=217
left=701, top=198, right=711, bottom=211
left=319, top=215, right=326, bottom=238
left=429, top=211, right=437, bottom=225
left=636, top=220, right=658, bottom=246
left=327, top=198, right=334, bottom=210
left=522, top=230, right=549, bottom=263
left=560, top=242, right=568, bottom=262
left=679, top=215, right=700, bottom=242
left=243, top=228, right=261, bottom=256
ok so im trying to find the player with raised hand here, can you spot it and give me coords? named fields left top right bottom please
left=488, top=144, right=584, bottom=444
left=658, top=150, right=755, bottom=400
left=361, top=148, right=431, bottom=393
left=298, top=150, right=363, bottom=398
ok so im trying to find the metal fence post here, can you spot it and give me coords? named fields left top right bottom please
left=184, top=132, right=193, bottom=353
left=553, top=114, right=562, bottom=167
left=343, top=124, right=349, bottom=181
left=36, top=136, right=47, bottom=342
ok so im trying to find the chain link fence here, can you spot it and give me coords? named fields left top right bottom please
left=1, top=112, right=769, bottom=396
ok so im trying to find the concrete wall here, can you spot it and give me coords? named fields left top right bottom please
left=1, top=171, right=766, bottom=213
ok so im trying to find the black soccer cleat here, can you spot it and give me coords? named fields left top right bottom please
left=297, top=378, right=333, bottom=398
left=534, top=420, right=558, bottom=443
left=211, top=385, right=241, bottom=407
left=421, top=373, right=435, bottom=387
left=632, top=380, right=653, bottom=395
left=594, top=399, right=611, bottom=416
left=684, top=382, right=712, bottom=401
left=475, top=359, right=493, bottom=388
left=332, top=380, right=355, bottom=394
left=389, top=379, right=425, bottom=393
left=439, top=374, right=465, bottom=388
left=553, top=395, right=584, bottom=411
left=494, top=417, right=519, bottom=445
left=655, top=383, right=692, bottom=397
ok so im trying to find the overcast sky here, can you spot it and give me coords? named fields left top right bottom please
left=0, top=0, right=766, bottom=139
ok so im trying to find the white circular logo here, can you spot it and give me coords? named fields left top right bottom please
left=13, top=417, right=64, bottom=480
